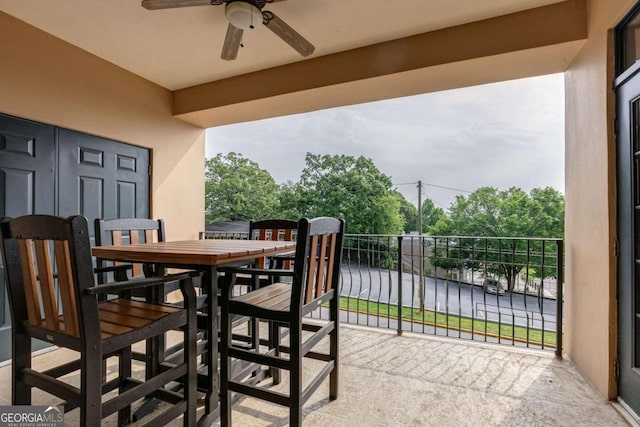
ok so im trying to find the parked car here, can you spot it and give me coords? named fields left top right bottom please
left=483, top=278, right=505, bottom=295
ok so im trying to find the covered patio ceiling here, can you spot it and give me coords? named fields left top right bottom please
left=0, top=0, right=586, bottom=127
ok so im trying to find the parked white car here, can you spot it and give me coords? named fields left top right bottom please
left=483, top=278, right=505, bottom=295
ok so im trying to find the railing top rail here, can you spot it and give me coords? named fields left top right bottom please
left=344, top=233, right=562, bottom=242
left=199, top=231, right=563, bottom=243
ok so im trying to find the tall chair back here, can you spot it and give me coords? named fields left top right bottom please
left=1, top=215, right=96, bottom=342
left=292, top=217, right=344, bottom=313
left=249, top=219, right=297, bottom=269
left=0, top=215, right=198, bottom=425
left=219, top=217, right=345, bottom=426
left=94, top=218, right=165, bottom=281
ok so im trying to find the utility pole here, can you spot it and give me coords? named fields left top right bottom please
left=417, top=180, right=424, bottom=311
left=417, top=180, right=422, bottom=236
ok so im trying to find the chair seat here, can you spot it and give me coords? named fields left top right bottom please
left=96, top=299, right=181, bottom=338
left=36, top=298, right=181, bottom=340
left=231, top=272, right=283, bottom=289
left=232, top=282, right=292, bottom=312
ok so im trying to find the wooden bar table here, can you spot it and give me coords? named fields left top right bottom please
left=92, top=239, right=296, bottom=424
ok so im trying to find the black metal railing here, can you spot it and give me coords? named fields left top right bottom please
left=203, top=230, right=564, bottom=354
left=337, top=234, right=563, bottom=355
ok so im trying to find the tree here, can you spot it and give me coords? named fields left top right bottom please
left=429, top=186, right=564, bottom=290
left=277, top=181, right=306, bottom=220
left=204, top=152, right=280, bottom=223
left=421, top=198, right=446, bottom=233
left=292, top=153, right=404, bottom=234
left=395, top=191, right=418, bottom=233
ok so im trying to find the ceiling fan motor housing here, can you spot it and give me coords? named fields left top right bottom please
left=225, top=0, right=263, bottom=30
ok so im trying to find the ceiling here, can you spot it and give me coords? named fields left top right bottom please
left=0, top=0, right=566, bottom=91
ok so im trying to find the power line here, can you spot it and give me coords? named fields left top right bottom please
left=422, top=182, right=472, bottom=193
left=431, top=198, right=450, bottom=210
left=393, top=181, right=472, bottom=193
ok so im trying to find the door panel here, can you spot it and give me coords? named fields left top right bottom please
left=0, top=116, right=55, bottom=216
left=0, top=115, right=150, bottom=363
left=616, top=63, right=640, bottom=417
left=0, top=115, right=55, bottom=362
left=58, top=128, right=150, bottom=246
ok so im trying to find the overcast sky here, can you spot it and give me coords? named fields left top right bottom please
left=205, top=73, right=564, bottom=210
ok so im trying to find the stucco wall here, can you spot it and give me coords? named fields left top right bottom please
left=0, top=0, right=631, bottom=402
left=565, top=0, right=635, bottom=399
left=0, top=12, right=205, bottom=240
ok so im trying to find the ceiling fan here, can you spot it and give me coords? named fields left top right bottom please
left=141, top=0, right=315, bottom=61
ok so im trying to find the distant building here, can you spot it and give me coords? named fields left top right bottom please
left=200, top=220, right=250, bottom=239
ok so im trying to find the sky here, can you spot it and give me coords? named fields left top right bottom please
left=205, top=73, right=564, bottom=210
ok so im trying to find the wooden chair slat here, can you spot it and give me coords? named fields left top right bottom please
left=283, top=229, right=294, bottom=269
left=325, top=234, right=337, bottom=292
left=315, top=235, right=328, bottom=300
left=305, top=235, right=319, bottom=304
left=98, top=320, right=135, bottom=336
left=129, top=230, right=143, bottom=277
left=256, top=229, right=269, bottom=268
left=110, top=230, right=125, bottom=271
left=129, top=230, right=140, bottom=245
left=54, top=240, right=79, bottom=336
left=144, top=229, right=154, bottom=243
left=116, top=298, right=180, bottom=314
left=99, top=300, right=178, bottom=320
left=234, top=283, right=292, bottom=311
left=55, top=317, right=79, bottom=338
left=17, top=239, right=41, bottom=325
left=235, top=282, right=290, bottom=305
left=34, top=240, right=59, bottom=331
left=269, top=298, right=291, bottom=311
left=98, top=309, right=153, bottom=328
left=111, top=230, right=122, bottom=246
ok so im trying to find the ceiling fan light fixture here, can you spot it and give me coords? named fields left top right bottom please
left=225, top=1, right=262, bottom=30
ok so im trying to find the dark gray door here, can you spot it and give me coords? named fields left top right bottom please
left=58, top=129, right=150, bottom=246
left=616, top=61, right=640, bottom=417
left=0, top=114, right=150, bottom=363
left=0, top=115, right=56, bottom=362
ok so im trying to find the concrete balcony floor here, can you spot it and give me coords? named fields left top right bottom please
left=0, top=324, right=635, bottom=426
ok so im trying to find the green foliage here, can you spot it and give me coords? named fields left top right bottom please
left=429, top=186, right=564, bottom=238
left=276, top=181, right=305, bottom=220
left=395, top=191, right=418, bottom=233
left=421, top=198, right=446, bottom=233
left=204, top=152, right=280, bottom=223
left=428, top=187, right=564, bottom=290
left=290, top=153, right=404, bottom=234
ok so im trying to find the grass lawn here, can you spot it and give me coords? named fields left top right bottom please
left=339, top=296, right=557, bottom=348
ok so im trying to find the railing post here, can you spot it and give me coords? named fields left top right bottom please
left=397, top=235, right=403, bottom=336
left=555, top=239, right=564, bottom=358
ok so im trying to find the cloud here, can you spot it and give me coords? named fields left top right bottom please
left=206, top=73, right=564, bottom=209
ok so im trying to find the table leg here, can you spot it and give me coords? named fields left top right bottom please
left=148, top=265, right=166, bottom=379
left=203, top=266, right=219, bottom=415
left=133, top=267, right=167, bottom=422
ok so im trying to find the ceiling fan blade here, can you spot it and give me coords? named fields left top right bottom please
left=221, top=24, right=243, bottom=60
left=263, top=11, right=314, bottom=57
left=141, top=0, right=213, bottom=10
